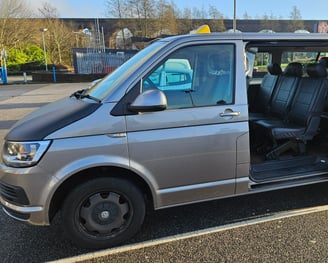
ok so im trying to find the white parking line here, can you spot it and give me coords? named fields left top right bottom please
left=48, top=204, right=328, bottom=263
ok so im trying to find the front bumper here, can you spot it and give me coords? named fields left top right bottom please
left=0, top=194, right=43, bottom=221
left=0, top=163, right=55, bottom=226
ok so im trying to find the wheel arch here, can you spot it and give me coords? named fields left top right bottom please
left=49, top=166, right=154, bottom=222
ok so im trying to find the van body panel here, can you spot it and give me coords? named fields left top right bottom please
left=235, top=174, right=249, bottom=194
left=39, top=135, right=130, bottom=181
left=156, top=178, right=236, bottom=208
left=3, top=33, right=328, bottom=248
left=45, top=103, right=125, bottom=139
left=236, top=131, right=250, bottom=168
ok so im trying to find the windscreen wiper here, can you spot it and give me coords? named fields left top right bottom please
left=70, top=89, right=101, bottom=103
left=70, top=89, right=85, bottom=98
left=79, top=93, right=102, bottom=103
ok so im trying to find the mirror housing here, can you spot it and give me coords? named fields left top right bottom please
left=128, top=89, right=167, bottom=112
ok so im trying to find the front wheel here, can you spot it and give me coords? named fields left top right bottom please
left=61, top=177, right=146, bottom=249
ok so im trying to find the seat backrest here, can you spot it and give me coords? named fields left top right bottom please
left=319, top=57, right=328, bottom=70
left=269, top=62, right=303, bottom=118
left=319, top=57, right=328, bottom=112
left=192, top=53, right=233, bottom=106
left=254, top=63, right=282, bottom=113
left=288, top=63, right=328, bottom=136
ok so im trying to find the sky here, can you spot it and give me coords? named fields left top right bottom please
left=27, top=0, right=328, bottom=20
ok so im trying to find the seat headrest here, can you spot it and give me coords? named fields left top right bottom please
left=284, top=62, right=303, bottom=77
left=319, top=57, right=328, bottom=68
left=267, top=63, right=282, bottom=75
left=306, top=63, right=327, bottom=78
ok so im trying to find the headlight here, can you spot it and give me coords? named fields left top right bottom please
left=2, top=141, right=51, bottom=167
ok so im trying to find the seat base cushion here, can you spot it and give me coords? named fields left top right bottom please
left=256, top=119, right=306, bottom=140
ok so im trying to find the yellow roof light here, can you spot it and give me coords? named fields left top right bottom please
left=190, top=25, right=211, bottom=34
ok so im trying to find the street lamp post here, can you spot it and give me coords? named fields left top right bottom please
left=233, top=0, right=237, bottom=32
left=40, top=28, right=48, bottom=71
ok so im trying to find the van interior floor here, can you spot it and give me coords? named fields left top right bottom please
left=250, top=155, right=328, bottom=183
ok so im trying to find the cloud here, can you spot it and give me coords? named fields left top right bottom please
left=26, top=0, right=105, bottom=18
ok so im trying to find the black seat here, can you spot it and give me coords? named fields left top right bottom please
left=256, top=63, right=328, bottom=158
left=250, top=62, right=302, bottom=122
left=268, top=62, right=303, bottom=118
left=319, top=57, right=328, bottom=70
left=249, top=63, right=282, bottom=119
left=319, top=57, right=328, bottom=115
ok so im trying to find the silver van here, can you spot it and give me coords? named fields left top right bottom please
left=2, top=30, right=328, bottom=249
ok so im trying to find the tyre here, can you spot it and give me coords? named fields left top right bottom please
left=61, top=177, right=146, bottom=249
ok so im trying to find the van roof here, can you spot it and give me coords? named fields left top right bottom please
left=160, top=32, right=328, bottom=43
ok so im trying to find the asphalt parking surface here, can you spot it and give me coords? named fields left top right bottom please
left=58, top=206, right=328, bottom=263
left=1, top=83, right=328, bottom=262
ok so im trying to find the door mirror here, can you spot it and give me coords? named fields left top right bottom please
left=128, top=89, right=167, bottom=112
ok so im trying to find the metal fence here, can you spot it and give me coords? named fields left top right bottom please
left=73, top=49, right=137, bottom=74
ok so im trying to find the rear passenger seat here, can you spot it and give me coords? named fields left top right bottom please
left=249, top=62, right=303, bottom=121
left=319, top=57, right=328, bottom=69
left=319, top=56, right=328, bottom=116
left=256, top=63, right=328, bottom=158
left=249, top=63, right=282, bottom=120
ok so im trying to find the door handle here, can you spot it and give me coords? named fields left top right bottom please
left=219, top=110, right=240, bottom=117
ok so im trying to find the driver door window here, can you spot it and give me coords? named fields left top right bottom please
left=142, top=44, right=235, bottom=109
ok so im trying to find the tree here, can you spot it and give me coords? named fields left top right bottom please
left=129, top=0, right=156, bottom=37
left=156, top=0, right=178, bottom=36
left=105, top=0, right=129, bottom=18
left=260, top=13, right=280, bottom=32
left=0, top=0, right=42, bottom=71
left=38, top=2, right=75, bottom=65
left=287, top=6, right=304, bottom=32
left=243, top=12, right=251, bottom=20
left=0, top=0, right=34, bottom=50
left=208, top=5, right=225, bottom=32
left=179, top=7, right=193, bottom=33
left=192, top=7, right=206, bottom=19
left=7, top=44, right=44, bottom=71
left=105, top=0, right=129, bottom=48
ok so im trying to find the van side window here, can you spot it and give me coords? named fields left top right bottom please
left=142, top=44, right=235, bottom=109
